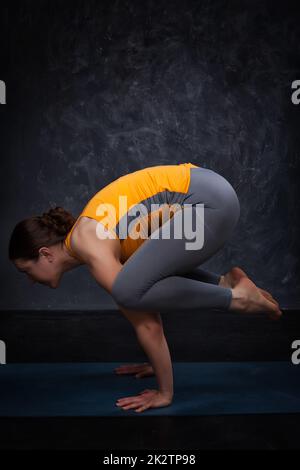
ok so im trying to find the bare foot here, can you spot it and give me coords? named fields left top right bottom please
left=229, top=276, right=282, bottom=320
left=220, top=266, right=280, bottom=309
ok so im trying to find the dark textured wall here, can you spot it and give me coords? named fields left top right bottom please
left=0, top=0, right=299, bottom=310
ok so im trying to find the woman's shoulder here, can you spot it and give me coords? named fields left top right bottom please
left=69, top=216, right=122, bottom=263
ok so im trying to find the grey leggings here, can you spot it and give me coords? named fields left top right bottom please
left=111, top=167, right=240, bottom=312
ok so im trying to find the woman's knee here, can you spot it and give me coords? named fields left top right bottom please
left=111, top=271, right=140, bottom=309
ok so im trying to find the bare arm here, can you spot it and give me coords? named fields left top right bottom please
left=134, top=321, right=173, bottom=398
left=119, top=306, right=173, bottom=397
left=73, top=226, right=173, bottom=397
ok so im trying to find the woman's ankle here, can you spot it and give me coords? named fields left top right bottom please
left=228, top=287, right=247, bottom=312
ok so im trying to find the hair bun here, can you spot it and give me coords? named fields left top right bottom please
left=39, top=206, right=76, bottom=237
left=9, top=206, right=77, bottom=261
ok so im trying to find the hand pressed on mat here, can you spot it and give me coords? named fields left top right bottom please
left=116, top=389, right=173, bottom=413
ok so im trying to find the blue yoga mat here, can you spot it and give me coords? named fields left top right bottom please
left=0, top=362, right=299, bottom=416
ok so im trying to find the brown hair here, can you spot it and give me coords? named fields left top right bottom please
left=8, top=206, right=76, bottom=261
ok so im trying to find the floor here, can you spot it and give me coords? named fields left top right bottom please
left=0, top=308, right=299, bottom=449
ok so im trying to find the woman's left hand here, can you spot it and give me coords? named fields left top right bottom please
left=116, top=389, right=173, bottom=413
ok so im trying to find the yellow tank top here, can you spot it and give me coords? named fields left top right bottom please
left=64, top=162, right=200, bottom=263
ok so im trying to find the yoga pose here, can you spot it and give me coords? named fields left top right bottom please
left=9, top=162, right=282, bottom=413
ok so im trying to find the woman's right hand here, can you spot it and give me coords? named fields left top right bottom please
left=114, top=362, right=155, bottom=378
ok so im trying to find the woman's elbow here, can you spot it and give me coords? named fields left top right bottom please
left=135, top=321, right=164, bottom=338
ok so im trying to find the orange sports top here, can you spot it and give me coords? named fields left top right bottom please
left=64, top=162, right=200, bottom=263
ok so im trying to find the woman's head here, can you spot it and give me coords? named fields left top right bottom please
left=9, top=206, right=76, bottom=288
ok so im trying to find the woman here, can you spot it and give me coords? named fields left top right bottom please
left=9, top=162, right=282, bottom=413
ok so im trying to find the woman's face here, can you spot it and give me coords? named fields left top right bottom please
left=14, top=251, right=61, bottom=288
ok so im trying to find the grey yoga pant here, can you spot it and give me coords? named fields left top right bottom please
left=111, top=167, right=240, bottom=312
